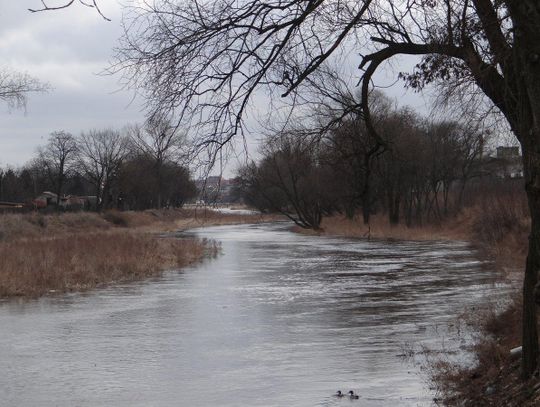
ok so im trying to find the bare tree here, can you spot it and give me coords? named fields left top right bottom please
left=77, top=129, right=128, bottom=211
left=127, top=119, right=187, bottom=209
left=114, top=0, right=540, bottom=378
left=0, top=68, right=48, bottom=111
left=37, top=131, right=78, bottom=206
left=239, top=132, right=336, bottom=230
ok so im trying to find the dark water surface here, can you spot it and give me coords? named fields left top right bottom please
left=0, top=223, right=501, bottom=406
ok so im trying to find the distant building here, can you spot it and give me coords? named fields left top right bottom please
left=483, top=146, right=523, bottom=179
left=31, top=192, right=97, bottom=211
left=195, top=177, right=240, bottom=204
left=33, top=191, right=58, bottom=208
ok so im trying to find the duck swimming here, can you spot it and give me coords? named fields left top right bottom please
left=348, top=390, right=359, bottom=399
left=335, top=390, right=344, bottom=397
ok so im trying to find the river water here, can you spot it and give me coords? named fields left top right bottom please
left=0, top=223, right=501, bottom=406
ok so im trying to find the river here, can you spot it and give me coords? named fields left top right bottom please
left=0, top=222, right=501, bottom=406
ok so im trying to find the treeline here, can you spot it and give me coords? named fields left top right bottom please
left=238, top=94, right=486, bottom=230
left=0, top=120, right=197, bottom=211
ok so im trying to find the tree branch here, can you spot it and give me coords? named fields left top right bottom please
left=28, top=0, right=110, bottom=21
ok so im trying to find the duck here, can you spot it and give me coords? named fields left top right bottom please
left=348, top=390, right=359, bottom=399
left=334, top=390, right=344, bottom=397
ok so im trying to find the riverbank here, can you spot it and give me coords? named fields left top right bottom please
left=295, top=198, right=540, bottom=405
left=0, top=208, right=277, bottom=298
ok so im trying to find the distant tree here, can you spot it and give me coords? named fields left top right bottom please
left=160, top=162, right=197, bottom=207
left=118, top=153, right=196, bottom=210
left=117, top=154, right=154, bottom=210
left=320, top=92, right=394, bottom=224
left=127, top=119, right=187, bottom=209
left=37, top=131, right=78, bottom=206
left=423, top=121, right=485, bottom=217
left=239, top=132, right=337, bottom=230
left=77, top=129, right=129, bottom=211
left=24, top=158, right=55, bottom=197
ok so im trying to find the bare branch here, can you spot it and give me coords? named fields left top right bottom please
left=0, top=68, right=50, bottom=111
left=28, top=0, right=111, bottom=21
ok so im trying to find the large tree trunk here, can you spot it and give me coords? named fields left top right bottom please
left=521, top=146, right=540, bottom=379
left=507, top=0, right=540, bottom=379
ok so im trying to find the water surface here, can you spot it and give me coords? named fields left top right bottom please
left=0, top=223, right=500, bottom=406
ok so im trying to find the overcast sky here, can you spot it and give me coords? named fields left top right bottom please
left=0, top=2, right=431, bottom=177
left=0, top=3, right=141, bottom=166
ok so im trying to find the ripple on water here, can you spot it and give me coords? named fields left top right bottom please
left=0, top=222, right=502, bottom=407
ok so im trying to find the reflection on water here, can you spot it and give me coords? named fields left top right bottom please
left=0, top=223, right=501, bottom=406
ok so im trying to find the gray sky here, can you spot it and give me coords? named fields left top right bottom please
left=0, top=2, right=143, bottom=167
left=0, top=2, right=432, bottom=176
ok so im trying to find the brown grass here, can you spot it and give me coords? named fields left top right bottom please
left=0, top=231, right=218, bottom=298
left=0, top=208, right=278, bottom=241
left=137, top=208, right=282, bottom=232
left=469, top=190, right=529, bottom=273
left=0, top=212, right=112, bottom=242
left=429, top=291, right=540, bottom=407
left=100, top=208, right=280, bottom=233
left=299, top=214, right=472, bottom=241
left=0, top=207, right=269, bottom=298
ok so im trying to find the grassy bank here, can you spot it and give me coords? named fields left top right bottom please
left=430, top=193, right=539, bottom=406
left=0, top=232, right=215, bottom=297
left=296, top=187, right=539, bottom=405
left=0, top=208, right=273, bottom=298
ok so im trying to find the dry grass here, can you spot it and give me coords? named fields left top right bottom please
left=0, top=231, right=218, bottom=298
left=0, top=207, right=269, bottom=298
left=300, top=214, right=472, bottom=241
left=0, top=208, right=278, bottom=241
left=0, top=212, right=111, bottom=242
left=100, top=208, right=280, bottom=233
left=139, top=208, right=282, bottom=232
left=429, top=291, right=540, bottom=407
left=469, top=190, right=529, bottom=274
